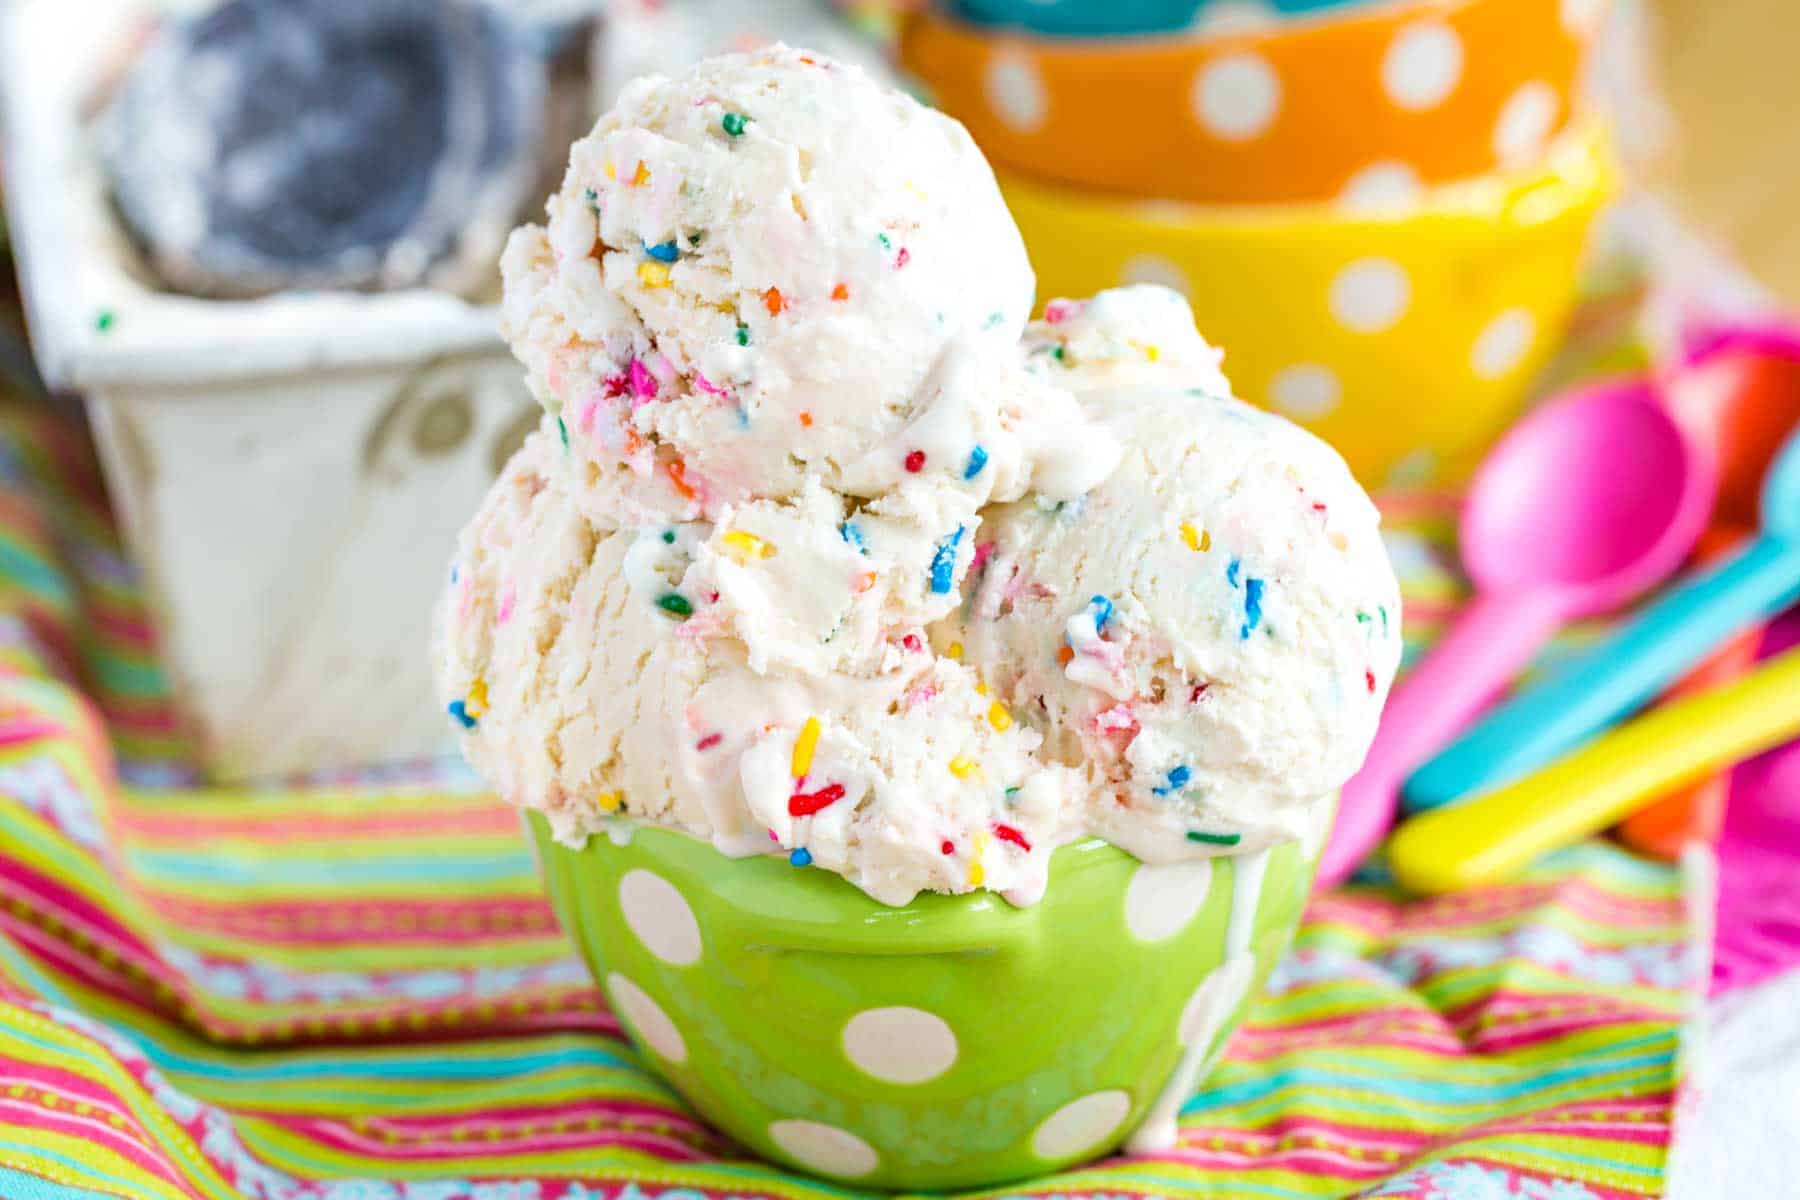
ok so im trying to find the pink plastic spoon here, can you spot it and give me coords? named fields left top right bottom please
left=1317, top=378, right=1717, bottom=889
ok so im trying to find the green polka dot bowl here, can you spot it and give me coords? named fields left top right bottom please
left=528, top=807, right=1329, bottom=1189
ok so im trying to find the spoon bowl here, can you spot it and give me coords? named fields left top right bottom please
left=1317, top=379, right=1715, bottom=888
left=1462, top=380, right=1716, bottom=609
left=1667, top=323, right=1800, bottom=525
left=1758, top=415, right=1800, bottom=535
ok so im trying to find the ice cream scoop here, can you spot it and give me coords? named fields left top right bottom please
left=501, top=46, right=1078, bottom=521
left=960, top=303, right=1401, bottom=864
left=1318, top=379, right=1714, bottom=887
left=1406, top=422, right=1800, bottom=811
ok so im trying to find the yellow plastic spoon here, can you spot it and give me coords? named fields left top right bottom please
left=1389, top=645, right=1800, bottom=893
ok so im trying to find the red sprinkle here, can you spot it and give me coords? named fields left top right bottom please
left=993, top=823, right=1031, bottom=852
left=763, top=287, right=786, bottom=316
left=1312, top=502, right=1328, bottom=513
left=904, top=450, right=926, bottom=473
left=902, top=634, right=922, bottom=652
left=895, top=247, right=911, bottom=269
left=788, top=783, right=846, bottom=817
left=602, top=373, right=629, bottom=398
left=1189, top=683, right=1210, bottom=704
left=940, top=839, right=955, bottom=855
left=1366, top=670, right=1377, bottom=694
left=696, top=733, right=723, bottom=751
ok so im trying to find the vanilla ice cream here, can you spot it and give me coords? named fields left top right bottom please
left=957, top=290, right=1403, bottom=862
left=438, top=49, right=1400, bottom=907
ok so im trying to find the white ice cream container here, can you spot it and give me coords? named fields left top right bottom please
left=0, top=0, right=541, bottom=779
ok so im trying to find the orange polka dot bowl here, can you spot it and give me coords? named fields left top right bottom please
left=1005, top=124, right=1618, bottom=487
left=902, top=0, right=1607, bottom=206
left=527, top=805, right=1329, bottom=1187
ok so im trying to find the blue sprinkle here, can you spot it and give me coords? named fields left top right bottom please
left=449, top=564, right=459, bottom=584
left=1241, top=578, right=1265, bottom=640
left=839, top=521, right=866, bottom=552
left=789, top=847, right=813, bottom=867
left=1153, top=764, right=1192, bottom=797
left=963, top=445, right=989, bottom=481
left=930, top=526, right=965, bottom=595
left=1226, top=558, right=1241, bottom=588
left=644, top=240, right=679, bottom=262
left=447, top=700, right=476, bottom=730
left=1088, top=594, right=1114, bottom=633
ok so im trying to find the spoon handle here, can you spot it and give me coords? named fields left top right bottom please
left=1316, top=589, right=1566, bottom=889
left=1404, top=535, right=1800, bottom=811
left=1389, top=645, right=1800, bottom=894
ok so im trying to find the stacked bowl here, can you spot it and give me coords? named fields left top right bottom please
left=902, top=0, right=1618, bottom=485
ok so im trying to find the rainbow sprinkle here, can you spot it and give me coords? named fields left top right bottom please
left=597, top=792, right=623, bottom=813
left=987, top=701, right=1011, bottom=732
left=464, top=678, right=489, bottom=720
left=1181, top=522, right=1211, bottom=552
left=637, top=262, right=671, bottom=289
left=789, top=847, right=812, bottom=867
left=1088, top=594, right=1114, bottom=633
left=656, top=594, right=693, bottom=620
left=1187, top=830, right=1242, bottom=847
left=838, top=522, right=865, bottom=552
left=993, top=823, right=1030, bottom=851
left=963, top=446, right=989, bottom=481
left=721, top=530, right=776, bottom=563
left=1242, top=578, right=1266, bottom=640
left=628, top=360, right=657, bottom=400
left=447, top=701, right=475, bottom=730
left=948, top=755, right=980, bottom=780
left=791, top=717, right=821, bottom=778
left=721, top=112, right=749, bottom=137
left=788, top=783, right=844, bottom=817
left=1153, top=765, right=1192, bottom=797
left=947, top=642, right=963, bottom=660
left=930, top=527, right=965, bottom=595
left=644, top=240, right=679, bottom=262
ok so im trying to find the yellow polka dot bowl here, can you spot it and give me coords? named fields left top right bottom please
left=1005, top=124, right=1618, bottom=487
left=528, top=806, right=1328, bottom=1188
left=903, top=0, right=1607, bottom=206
